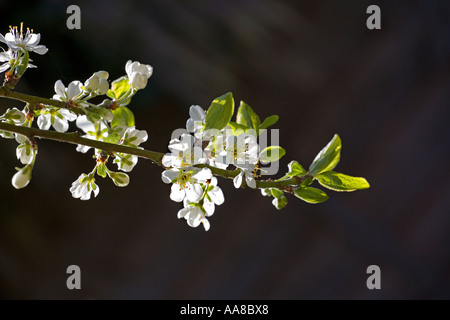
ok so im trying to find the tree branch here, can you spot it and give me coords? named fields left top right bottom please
left=0, top=82, right=308, bottom=190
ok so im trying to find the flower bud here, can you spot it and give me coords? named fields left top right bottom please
left=11, top=165, right=32, bottom=189
left=94, top=70, right=109, bottom=79
left=85, top=75, right=99, bottom=91
left=96, top=78, right=109, bottom=95
left=108, top=171, right=130, bottom=187
left=129, top=72, right=148, bottom=90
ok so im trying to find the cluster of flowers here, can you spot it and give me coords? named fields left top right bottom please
left=161, top=105, right=261, bottom=231
left=0, top=24, right=152, bottom=200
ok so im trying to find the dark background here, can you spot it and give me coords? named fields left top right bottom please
left=0, top=0, right=449, bottom=299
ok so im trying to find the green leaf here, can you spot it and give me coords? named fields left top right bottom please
left=111, top=106, right=135, bottom=128
left=104, top=132, right=122, bottom=144
left=316, top=171, right=370, bottom=192
left=294, top=187, right=329, bottom=204
left=309, top=134, right=341, bottom=176
left=272, top=195, right=288, bottom=210
left=301, top=176, right=313, bottom=187
left=97, top=163, right=107, bottom=178
left=259, top=146, right=286, bottom=164
left=287, top=160, right=307, bottom=177
left=258, top=115, right=279, bottom=130
left=204, top=92, right=235, bottom=130
left=228, top=121, right=249, bottom=135
left=236, top=101, right=261, bottom=133
left=107, top=76, right=130, bottom=100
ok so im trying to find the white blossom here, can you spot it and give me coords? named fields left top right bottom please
left=162, top=133, right=206, bottom=168
left=75, top=115, right=108, bottom=153
left=161, top=167, right=211, bottom=203
left=0, top=24, right=48, bottom=54
left=219, top=133, right=259, bottom=167
left=202, top=177, right=225, bottom=215
left=177, top=203, right=210, bottom=231
left=70, top=173, right=99, bottom=200
left=53, top=80, right=83, bottom=102
left=37, top=107, right=77, bottom=132
left=15, top=134, right=34, bottom=165
left=11, top=165, right=32, bottom=189
left=125, top=60, right=153, bottom=90
left=233, top=164, right=257, bottom=189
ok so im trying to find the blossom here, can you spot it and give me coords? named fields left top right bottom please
left=114, top=127, right=148, bottom=172
left=219, top=133, right=259, bottom=167
left=53, top=80, right=83, bottom=102
left=75, top=115, right=108, bottom=153
left=37, top=107, right=77, bottom=132
left=177, top=203, right=210, bottom=231
left=233, top=164, right=257, bottom=189
left=0, top=108, right=27, bottom=139
left=162, top=133, right=206, bottom=168
left=202, top=177, right=225, bottom=215
left=186, top=105, right=206, bottom=139
left=11, top=164, right=33, bottom=189
left=161, top=167, right=211, bottom=202
left=0, top=49, right=36, bottom=73
left=70, top=173, right=99, bottom=200
left=0, top=24, right=48, bottom=54
left=15, top=134, right=34, bottom=165
left=84, top=71, right=109, bottom=95
left=125, top=60, right=153, bottom=90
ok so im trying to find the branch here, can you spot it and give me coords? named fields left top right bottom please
left=0, top=122, right=307, bottom=189
left=0, top=86, right=65, bottom=108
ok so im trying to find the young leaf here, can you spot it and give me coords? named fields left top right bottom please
left=259, top=115, right=279, bottom=131
left=309, top=134, right=341, bottom=176
left=316, top=171, right=370, bottom=192
left=204, top=92, right=235, bottom=130
left=294, top=186, right=329, bottom=204
left=107, top=76, right=130, bottom=100
left=236, top=101, right=261, bottom=132
left=259, top=146, right=286, bottom=164
left=111, top=106, right=135, bottom=128
left=97, top=163, right=107, bottom=178
left=287, top=160, right=307, bottom=177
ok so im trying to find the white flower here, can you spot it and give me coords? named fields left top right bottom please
left=202, top=177, right=225, bottom=215
left=233, top=164, right=257, bottom=189
left=11, top=164, right=32, bottom=189
left=0, top=24, right=48, bottom=54
left=161, top=167, right=211, bottom=203
left=186, top=105, right=206, bottom=139
left=162, top=133, right=206, bottom=168
left=1, top=107, right=26, bottom=125
left=113, top=127, right=148, bottom=172
left=84, top=71, right=109, bottom=95
left=125, top=60, right=153, bottom=90
left=177, top=204, right=210, bottom=231
left=37, top=107, right=77, bottom=132
left=113, top=153, right=138, bottom=172
left=219, top=133, right=259, bottom=167
left=0, top=49, right=36, bottom=73
left=0, top=108, right=27, bottom=139
left=120, top=126, right=148, bottom=147
left=15, top=134, right=34, bottom=165
left=53, top=80, right=83, bottom=102
left=70, top=173, right=99, bottom=200
left=75, top=115, right=108, bottom=153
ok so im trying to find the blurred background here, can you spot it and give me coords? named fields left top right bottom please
left=0, top=0, right=449, bottom=299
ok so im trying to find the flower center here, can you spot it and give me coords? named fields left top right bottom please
left=9, top=23, right=34, bottom=45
